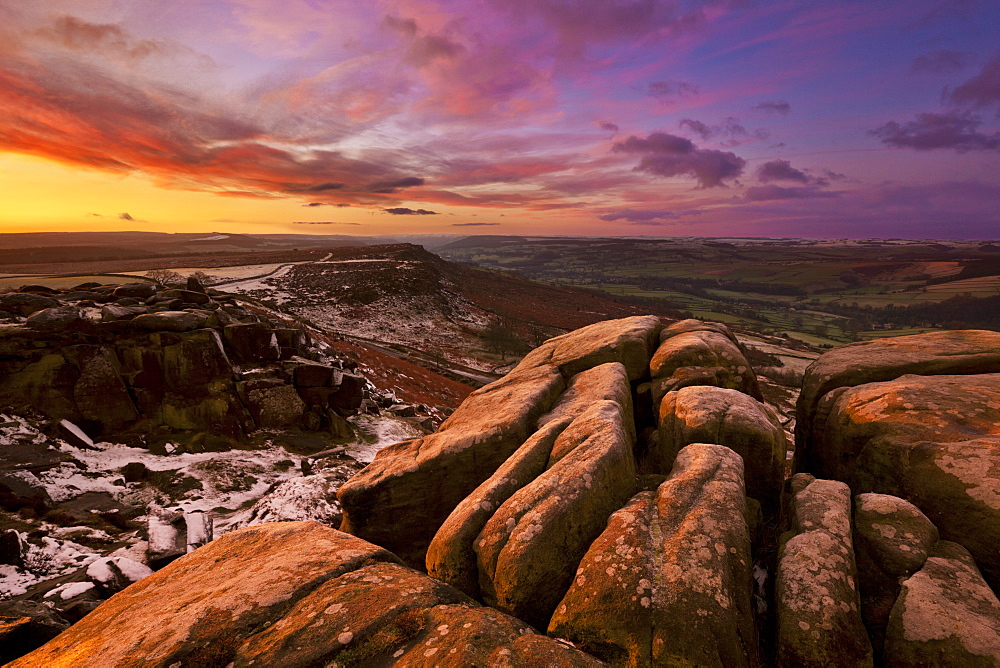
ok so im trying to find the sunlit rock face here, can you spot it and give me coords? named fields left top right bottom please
left=15, top=320, right=1000, bottom=667
left=796, top=331, right=1000, bottom=591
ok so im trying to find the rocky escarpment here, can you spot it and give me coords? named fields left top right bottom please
left=14, top=319, right=1000, bottom=666
left=0, top=278, right=380, bottom=449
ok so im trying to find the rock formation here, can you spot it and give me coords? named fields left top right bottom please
left=0, top=281, right=376, bottom=449
left=12, top=523, right=604, bottom=667
left=13, top=318, right=1000, bottom=667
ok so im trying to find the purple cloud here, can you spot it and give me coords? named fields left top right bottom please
left=911, top=50, right=973, bottom=74
left=647, top=80, right=699, bottom=103
left=453, top=222, right=500, bottom=226
left=870, top=111, right=1000, bottom=151
left=756, top=159, right=811, bottom=184
left=599, top=209, right=679, bottom=224
left=612, top=132, right=745, bottom=187
left=754, top=101, right=791, bottom=115
left=947, top=54, right=1000, bottom=109
left=744, top=185, right=841, bottom=202
left=597, top=120, right=620, bottom=133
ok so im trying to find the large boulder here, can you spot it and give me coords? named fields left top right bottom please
left=775, top=474, right=872, bottom=667
left=223, top=322, right=281, bottom=363
left=474, top=399, right=637, bottom=629
left=804, top=372, right=1000, bottom=588
left=649, top=327, right=762, bottom=405
left=549, top=443, right=757, bottom=667
left=513, top=315, right=662, bottom=381
left=13, top=523, right=604, bottom=667
left=339, top=364, right=566, bottom=567
left=112, top=282, right=158, bottom=299
left=0, top=293, right=61, bottom=317
left=654, top=386, right=785, bottom=506
left=426, top=419, right=566, bottom=598
left=538, top=362, right=635, bottom=462
left=853, top=493, right=939, bottom=656
left=884, top=541, right=1000, bottom=667
left=25, top=306, right=87, bottom=334
left=796, top=329, right=1000, bottom=455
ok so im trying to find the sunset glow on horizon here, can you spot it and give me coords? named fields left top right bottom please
left=1, top=0, right=998, bottom=238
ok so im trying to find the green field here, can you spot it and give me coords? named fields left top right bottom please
left=439, top=238, right=1000, bottom=348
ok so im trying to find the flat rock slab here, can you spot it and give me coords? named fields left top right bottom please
left=796, top=329, right=1000, bottom=451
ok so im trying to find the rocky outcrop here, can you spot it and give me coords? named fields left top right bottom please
left=775, top=474, right=872, bottom=667
left=513, top=315, right=662, bottom=381
left=339, top=363, right=567, bottom=566
left=853, top=493, right=939, bottom=655
left=654, top=386, right=785, bottom=506
left=648, top=319, right=763, bottom=406
left=549, top=443, right=757, bottom=667
left=795, top=329, right=1000, bottom=457
left=474, top=399, right=637, bottom=628
left=883, top=541, right=1000, bottom=667
left=796, top=336, right=1000, bottom=590
left=12, top=522, right=605, bottom=667
left=0, top=280, right=374, bottom=447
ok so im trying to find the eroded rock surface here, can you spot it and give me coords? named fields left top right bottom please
left=12, top=523, right=605, bottom=668
left=775, top=474, right=872, bottom=667
left=549, top=443, right=757, bottom=667
left=853, top=493, right=939, bottom=655
left=655, top=386, right=784, bottom=505
left=884, top=541, right=1000, bottom=667
left=475, top=399, right=637, bottom=629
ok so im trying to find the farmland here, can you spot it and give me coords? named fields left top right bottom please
left=437, top=237, right=1000, bottom=346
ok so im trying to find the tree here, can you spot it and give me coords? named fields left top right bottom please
left=483, top=316, right=526, bottom=360
left=145, top=269, right=183, bottom=286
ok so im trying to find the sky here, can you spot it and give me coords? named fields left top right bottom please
left=0, top=0, right=998, bottom=239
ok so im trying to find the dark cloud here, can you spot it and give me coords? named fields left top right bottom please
left=292, top=221, right=362, bottom=225
left=366, top=177, right=425, bottom=193
left=597, top=120, right=620, bottom=133
left=947, top=54, right=1000, bottom=109
left=870, top=111, right=1000, bottom=151
left=754, top=101, right=791, bottom=115
left=119, top=212, right=136, bottom=221
left=303, top=202, right=328, bottom=207
left=678, top=119, right=713, bottom=140
left=382, top=15, right=418, bottom=36
left=744, top=185, right=842, bottom=202
left=678, top=117, right=754, bottom=144
left=612, top=132, right=745, bottom=188
left=911, top=50, right=973, bottom=74
left=756, top=159, right=810, bottom=184
left=452, top=222, right=500, bottom=226
left=823, top=169, right=848, bottom=182
left=600, top=209, right=679, bottom=224
left=304, top=182, right=344, bottom=192
left=383, top=207, right=438, bottom=215
left=647, top=80, right=699, bottom=103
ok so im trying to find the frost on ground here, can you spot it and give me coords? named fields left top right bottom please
left=346, top=414, right=424, bottom=463
left=0, top=411, right=423, bottom=599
